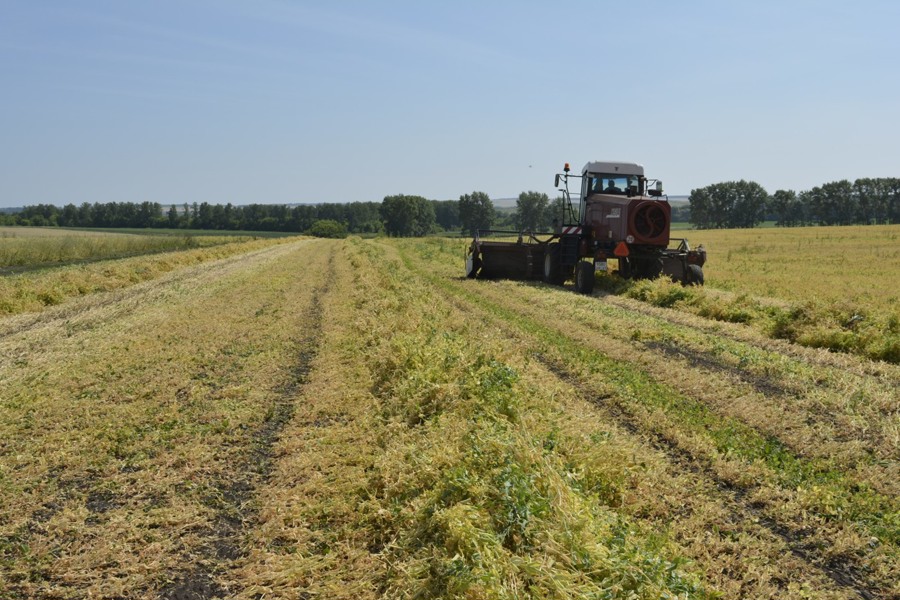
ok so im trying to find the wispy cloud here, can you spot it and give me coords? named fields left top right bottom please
left=216, top=0, right=519, bottom=67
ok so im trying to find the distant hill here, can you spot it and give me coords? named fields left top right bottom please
left=491, top=197, right=518, bottom=209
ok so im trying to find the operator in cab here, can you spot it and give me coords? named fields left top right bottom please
left=604, top=179, right=622, bottom=193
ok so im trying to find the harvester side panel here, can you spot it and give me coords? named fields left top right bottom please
left=475, top=241, right=547, bottom=280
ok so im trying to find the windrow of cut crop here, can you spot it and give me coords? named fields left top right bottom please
left=395, top=237, right=899, bottom=598
left=227, top=239, right=384, bottom=599
left=234, top=238, right=709, bottom=598
left=344, top=240, right=710, bottom=599
left=0, top=235, right=293, bottom=316
left=463, top=278, right=899, bottom=527
left=620, top=277, right=900, bottom=364
left=0, top=230, right=252, bottom=270
left=484, top=278, right=900, bottom=489
left=0, top=239, right=330, bottom=597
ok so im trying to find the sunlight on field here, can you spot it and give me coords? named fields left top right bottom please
left=694, top=224, right=900, bottom=310
left=0, top=236, right=292, bottom=315
left=0, top=226, right=130, bottom=238
left=2, top=236, right=897, bottom=598
left=0, top=226, right=256, bottom=269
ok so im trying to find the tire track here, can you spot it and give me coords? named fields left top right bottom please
left=0, top=242, right=314, bottom=599
left=536, top=354, right=880, bottom=600
left=395, top=251, right=889, bottom=600
left=158, top=250, right=335, bottom=600
left=600, top=291, right=900, bottom=384
left=469, top=278, right=899, bottom=493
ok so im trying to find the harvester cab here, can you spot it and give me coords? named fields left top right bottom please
left=465, top=161, right=706, bottom=294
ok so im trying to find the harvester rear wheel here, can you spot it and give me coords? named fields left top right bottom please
left=543, top=243, right=564, bottom=285
left=574, top=261, right=595, bottom=295
left=465, top=251, right=481, bottom=279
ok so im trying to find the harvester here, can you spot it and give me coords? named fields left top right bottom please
left=465, top=161, right=706, bottom=294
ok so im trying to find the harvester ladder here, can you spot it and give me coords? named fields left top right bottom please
left=560, top=235, right=580, bottom=266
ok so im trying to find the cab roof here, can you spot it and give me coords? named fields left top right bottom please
left=582, top=161, right=644, bottom=177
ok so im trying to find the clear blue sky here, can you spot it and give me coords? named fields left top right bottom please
left=2, top=0, right=898, bottom=207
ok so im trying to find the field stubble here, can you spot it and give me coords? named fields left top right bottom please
left=1, top=228, right=897, bottom=599
left=0, top=226, right=256, bottom=272
left=0, top=238, right=330, bottom=597
left=394, top=236, right=898, bottom=598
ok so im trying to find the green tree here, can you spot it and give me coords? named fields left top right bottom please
left=307, top=219, right=348, bottom=238
left=515, top=190, right=550, bottom=232
left=59, top=204, right=78, bottom=227
left=730, top=180, right=769, bottom=228
left=770, top=189, right=805, bottom=227
left=458, top=191, right=494, bottom=235
left=808, top=180, right=855, bottom=225
left=196, top=202, right=214, bottom=229
left=380, top=194, right=436, bottom=237
left=689, top=181, right=768, bottom=229
left=887, top=178, right=900, bottom=223
left=167, top=205, right=180, bottom=228
left=854, top=178, right=887, bottom=224
left=548, top=195, right=577, bottom=227
left=432, top=200, right=460, bottom=232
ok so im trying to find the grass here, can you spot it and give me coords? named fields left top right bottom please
left=0, top=235, right=295, bottom=316
left=394, top=236, right=899, bottom=596
left=462, top=224, right=900, bottom=362
left=0, top=239, right=328, bottom=597
left=0, top=226, right=263, bottom=270
left=69, top=227, right=303, bottom=238
left=2, top=230, right=897, bottom=599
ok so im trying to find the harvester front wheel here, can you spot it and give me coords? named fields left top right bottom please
left=543, top=244, right=564, bottom=285
left=574, top=261, right=595, bottom=295
left=465, top=250, right=481, bottom=279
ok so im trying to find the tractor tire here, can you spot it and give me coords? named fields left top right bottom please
left=543, top=243, right=564, bottom=285
left=465, top=252, right=481, bottom=279
left=574, top=261, right=595, bottom=295
left=685, top=264, right=704, bottom=286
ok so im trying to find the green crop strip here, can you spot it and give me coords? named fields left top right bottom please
left=394, top=243, right=899, bottom=549
left=352, top=241, right=712, bottom=598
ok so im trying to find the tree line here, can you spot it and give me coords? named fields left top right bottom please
left=689, top=177, right=900, bottom=229
left=6, top=176, right=894, bottom=236
left=0, top=191, right=573, bottom=237
left=0, top=201, right=387, bottom=234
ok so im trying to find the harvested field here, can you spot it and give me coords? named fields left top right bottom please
left=0, top=227, right=255, bottom=272
left=0, top=231, right=897, bottom=599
